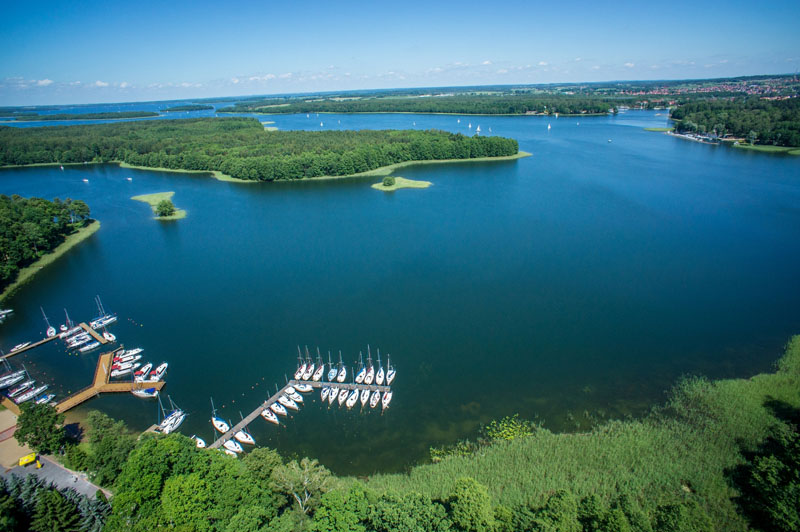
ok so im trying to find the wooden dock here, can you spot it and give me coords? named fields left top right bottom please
left=208, top=379, right=391, bottom=450
left=1, top=335, right=58, bottom=359
left=0, top=397, right=20, bottom=415
left=79, top=322, right=109, bottom=344
left=55, top=347, right=164, bottom=413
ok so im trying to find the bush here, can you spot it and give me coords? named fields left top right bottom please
left=155, top=199, right=175, bottom=217
left=382, top=176, right=395, bottom=187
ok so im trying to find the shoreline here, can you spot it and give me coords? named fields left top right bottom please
left=0, top=220, right=101, bottom=302
left=220, top=109, right=609, bottom=117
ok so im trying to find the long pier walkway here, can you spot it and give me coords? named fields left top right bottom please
left=55, top=347, right=164, bottom=413
left=208, top=379, right=391, bottom=449
left=1, top=335, right=58, bottom=359
left=79, top=322, right=109, bottom=344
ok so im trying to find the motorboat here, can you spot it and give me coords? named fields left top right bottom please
left=134, top=363, right=153, bottom=382
left=10, top=342, right=30, bottom=353
left=223, top=439, right=243, bottom=454
left=294, top=383, right=312, bottom=393
left=191, top=435, right=206, bottom=448
left=15, top=384, right=48, bottom=404
left=110, top=363, right=140, bottom=378
left=337, top=388, right=348, bottom=406
left=261, top=408, right=279, bottom=424
left=79, top=341, right=101, bottom=353
left=386, top=355, right=396, bottom=385
left=102, top=331, right=116, bottom=342
left=117, top=347, right=143, bottom=358
left=355, top=352, right=366, bottom=384
left=234, top=428, right=256, bottom=445
left=8, top=380, right=35, bottom=398
left=382, top=390, right=393, bottom=410
left=112, top=360, right=137, bottom=370
left=114, top=354, right=142, bottom=364
left=278, top=394, right=299, bottom=411
left=269, top=402, right=288, bottom=416
left=131, top=387, right=158, bottom=398
left=321, top=387, right=330, bottom=402
left=0, top=370, right=26, bottom=389
left=370, top=390, right=380, bottom=408
left=149, top=362, right=168, bottom=382
left=346, top=389, right=359, bottom=409
left=360, top=388, right=370, bottom=407
left=35, top=393, right=56, bottom=405
left=328, top=387, right=338, bottom=405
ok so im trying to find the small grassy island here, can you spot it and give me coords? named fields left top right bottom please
left=372, top=176, right=432, bottom=191
left=0, top=195, right=97, bottom=300
left=131, top=191, right=186, bottom=220
left=0, top=117, right=523, bottom=182
left=163, top=104, right=214, bottom=112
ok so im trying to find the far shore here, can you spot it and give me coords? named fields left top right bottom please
left=0, top=220, right=100, bottom=302
left=220, top=109, right=610, bottom=117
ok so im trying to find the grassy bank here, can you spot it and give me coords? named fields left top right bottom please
left=131, top=191, right=187, bottom=220
left=730, top=143, right=800, bottom=155
left=117, top=161, right=250, bottom=183
left=371, top=176, right=432, bottom=191
left=0, top=220, right=100, bottom=302
left=365, top=336, right=800, bottom=530
left=644, top=127, right=674, bottom=132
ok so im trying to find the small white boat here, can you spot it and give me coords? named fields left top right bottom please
left=327, top=352, right=338, bottom=381
left=337, top=365, right=347, bottom=383
left=364, top=365, right=375, bottom=385
left=114, top=354, right=142, bottom=364
left=302, top=362, right=315, bottom=381
left=376, top=352, right=385, bottom=386
left=234, top=428, right=256, bottom=445
left=35, top=393, right=56, bottom=405
left=212, top=416, right=230, bottom=433
left=312, top=364, right=324, bottom=381
left=370, top=390, right=380, bottom=408
left=59, top=326, right=83, bottom=339
left=294, top=363, right=305, bottom=380
left=386, top=355, right=396, bottom=385
left=149, top=362, right=168, bottom=382
left=0, top=370, right=26, bottom=389
left=42, top=308, right=56, bottom=338
left=79, top=341, right=101, bottom=353
left=261, top=408, right=280, bottom=424
left=89, top=315, right=117, bottom=329
left=131, top=387, right=158, bottom=398
left=103, top=331, right=116, bottom=342
left=223, top=439, right=243, bottom=453
left=328, top=387, right=339, bottom=405
left=355, top=352, right=366, bottom=383
left=110, top=362, right=140, bottom=378
left=158, top=397, right=185, bottom=434
left=15, top=384, right=48, bottom=404
left=278, top=394, right=299, bottom=411
left=346, top=389, right=359, bottom=409
left=117, top=347, right=143, bottom=358
left=294, top=383, right=312, bottom=393
left=8, top=380, right=34, bottom=398
left=382, top=390, right=393, bottom=410
left=337, top=388, right=349, bottom=406
left=134, top=363, right=153, bottom=382
left=548, top=123, right=551, bottom=130
left=360, top=388, right=370, bottom=407
left=112, top=360, right=137, bottom=370
left=82, top=178, right=89, bottom=183
left=321, top=387, right=330, bottom=402
left=10, top=342, right=30, bottom=353
left=224, top=449, right=238, bottom=457
left=191, top=435, right=206, bottom=448
left=269, top=402, right=288, bottom=416
left=288, top=390, right=303, bottom=403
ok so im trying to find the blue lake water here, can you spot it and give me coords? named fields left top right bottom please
left=1, top=109, right=799, bottom=475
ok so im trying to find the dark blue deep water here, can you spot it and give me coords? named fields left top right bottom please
left=1, top=109, right=799, bottom=474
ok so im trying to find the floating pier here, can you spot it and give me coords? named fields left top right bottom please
left=208, top=379, right=391, bottom=450
left=78, top=322, right=109, bottom=344
left=55, top=347, right=164, bottom=413
left=1, top=335, right=58, bottom=359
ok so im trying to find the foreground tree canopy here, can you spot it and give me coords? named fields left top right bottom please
left=0, top=194, right=91, bottom=290
left=0, top=117, right=520, bottom=181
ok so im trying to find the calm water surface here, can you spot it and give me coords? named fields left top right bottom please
left=1, top=110, right=799, bottom=475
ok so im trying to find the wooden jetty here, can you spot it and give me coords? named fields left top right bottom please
left=1, top=335, right=58, bottom=359
left=208, top=379, right=391, bottom=450
left=55, top=347, right=164, bottom=413
left=0, top=397, right=20, bottom=415
left=79, top=322, right=109, bottom=344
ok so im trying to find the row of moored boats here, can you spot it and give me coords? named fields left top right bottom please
left=0, top=368, right=55, bottom=405
left=293, top=346, right=396, bottom=387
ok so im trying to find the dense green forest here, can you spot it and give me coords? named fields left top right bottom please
left=218, top=95, right=618, bottom=116
left=670, top=98, right=800, bottom=146
left=0, top=118, right=520, bottom=181
left=0, top=195, right=91, bottom=290
left=12, top=336, right=800, bottom=531
left=11, top=111, right=159, bottom=121
left=164, top=104, right=214, bottom=112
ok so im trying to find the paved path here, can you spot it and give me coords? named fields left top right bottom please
left=1, top=455, right=110, bottom=499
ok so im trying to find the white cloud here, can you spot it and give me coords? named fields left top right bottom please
left=278, top=72, right=293, bottom=79
left=482, top=60, right=492, bottom=65
left=36, top=79, right=53, bottom=86
left=538, top=61, right=548, bottom=66
left=591, top=65, right=600, bottom=70
left=624, top=62, right=635, bottom=68
left=574, top=57, right=582, bottom=62
left=119, top=81, right=129, bottom=88
left=497, top=68, right=508, bottom=74
left=719, top=59, right=728, bottom=64
left=231, top=77, right=240, bottom=84
left=70, top=81, right=81, bottom=86
left=94, top=80, right=109, bottom=87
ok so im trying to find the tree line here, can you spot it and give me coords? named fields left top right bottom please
left=0, top=194, right=91, bottom=290
left=670, top=97, right=800, bottom=146
left=218, top=95, right=617, bottom=116
left=12, top=111, right=159, bottom=122
left=164, top=104, right=214, bottom=112
left=0, top=118, right=520, bottom=181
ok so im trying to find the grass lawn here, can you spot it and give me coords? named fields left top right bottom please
left=131, top=192, right=187, bottom=220
left=371, top=176, right=432, bottom=191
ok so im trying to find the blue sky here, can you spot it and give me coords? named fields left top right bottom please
left=1, top=0, right=798, bottom=105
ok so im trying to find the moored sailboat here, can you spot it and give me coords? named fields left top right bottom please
left=370, top=390, right=380, bottom=408
left=355, top=352, right=366, bottom=384
left=41, top=307, right=56, bottom=338
left=386, top=354, right=396, bottom=385
left=211, top=397, right=230, bottom=433
left=376, top=350, right=385, bottom=386
left=336, top=351, right=347, bottom=383
left=346, top=389, right=359, bottom=409
left=261, top=407, right=280, bottom=424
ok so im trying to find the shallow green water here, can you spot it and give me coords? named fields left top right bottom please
left=1, top=110, right=799, bottom=475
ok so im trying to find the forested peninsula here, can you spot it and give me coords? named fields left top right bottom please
left=0, top=118, right=520, bottom=181
left=164, top=104, right=214, bottom=112
left=0, top=195, right=92, bottom=293
left=218, top=95, right=616, bottom=116
left=9, top=111, right=160, bottom=122
left=670, top=98, right=800, bottom=147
